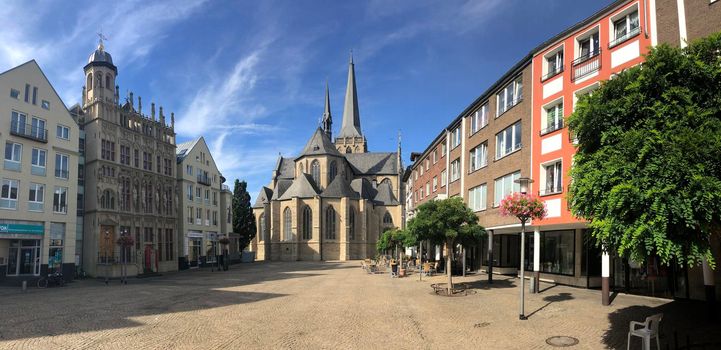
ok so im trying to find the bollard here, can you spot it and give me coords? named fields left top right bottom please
left=22, top=280, right=27, bottom=291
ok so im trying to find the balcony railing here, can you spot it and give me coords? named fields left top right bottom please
left=571, top=49, right=602, bottom=81
left=197, top=175, right=212, bottom=186
left=10, top=121, right=48, bottom=143
left=195, top=218, right=202, bottom=225
left=540, top=120, right=564, bottom=136
left=609, top=26, right=641, bottom=49
left=97, top=252, right=136, bottom=265
left=55, top=169, right=69, bottom=179
left=539, top=186, right=563, bottom=196
left=541, top=65, right=564, bottom=82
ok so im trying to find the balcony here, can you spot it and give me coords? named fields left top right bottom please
left=540, top=120, right=564, bottom=136
left=197, top=175, right=212, bottom=186
left=541, top=65, right=564, bottom=82
left=539, top=186, right=563, bottom=196
left=571, top=50, right=601, bottom=82
left=10, top=120, right=48, bottom=143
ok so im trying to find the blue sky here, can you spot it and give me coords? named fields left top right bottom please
left=1, top=0, right=613, bottom=200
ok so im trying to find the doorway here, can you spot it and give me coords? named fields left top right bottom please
left=7, top=240, right=41, bottom=276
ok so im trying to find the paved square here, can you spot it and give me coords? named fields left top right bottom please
left=0, top=261, right=717, bottom=349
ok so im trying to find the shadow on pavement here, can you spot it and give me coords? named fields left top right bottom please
left=526, top=292, right=574, bottom=319
left=603, top=299, right=721, bottom=349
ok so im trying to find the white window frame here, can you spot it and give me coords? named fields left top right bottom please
left=29, top=183, right=44, bottom=206
left=471, top=103, right=489, bottom=134
left=1, top=179, right=19, bottom=209
left=609, top=4, right=640, bottom=48
left=468, top=184, right=487, bottom=212
left=469, top=142, right=487, bottom=172
left=493, top=172, right=520, bottom=207
left=451, top=127, right=461, bottom=148
left=432, top=177, right=438, bottom=192
left=425, top=182, right=430, bottom=197
left=496, top=77, right=523, bottom=115
left=441, top=170, right=447, bottom=187
left=495, top=121, right=522, bottom=159
left=540, top=159, right=563, bottom=196
left=5, top=142, right=22, bottom=163
left=543, top=45, right=565, bottom=80
left=55, top=153, right=69, bottom=179
left=541, top=97, right=564, bottom=135
left=53, top=186, right=68, bottom=214
left=450, top=159, right=461, bottom=182
left=56, top=124, right=70, bottom=140
left=575, top=26, right=600, bottom=60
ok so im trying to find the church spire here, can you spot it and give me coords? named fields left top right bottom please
left=338, top=50, right=363, bottom=139
left=322, top=81, right=332, bottom=139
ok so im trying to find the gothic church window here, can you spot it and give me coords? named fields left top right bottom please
left=325, top=206, right=336, bottom=240
left=258, top=213, right=266, bottom=241
left=283, top=207, right=292, bottom=241
left=100, top=189, right=115, bottom=210
left=349, top=208, right=355, bottom=241
left=311, top=160, right=320, bottom=187
left=383, top=212, right=393, bottom=226
left=329, top=161, right=337, bottom=183
left=302, top=206, right=312, bottom=240
left=346, top=147, right=352, bottom=153
left=86, top=74, right=93, bottom=91
left=106, top=75, right=112, bottom=90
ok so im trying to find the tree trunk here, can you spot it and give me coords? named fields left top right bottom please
left=446, top=241, right=453, bottom=295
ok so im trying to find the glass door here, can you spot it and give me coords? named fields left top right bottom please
left=7, top=240, right=41, bottom=275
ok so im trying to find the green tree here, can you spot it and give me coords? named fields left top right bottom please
left=568, top=33, right=721, bottom=268
left=377, top=228, right=412, bottom=261
left=407, top=197, right=485, bottom=294
left=232, top=179, right=256, bottom=252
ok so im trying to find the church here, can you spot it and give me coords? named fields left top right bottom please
left=250, top=56, right=404, bottom=261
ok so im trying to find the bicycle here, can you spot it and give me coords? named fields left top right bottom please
left=37, top=272, right=65, bottom=288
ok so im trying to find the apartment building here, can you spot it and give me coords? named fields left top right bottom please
left=408, top=0, right=720, bottom=302
left=176, top=137, right=224, bottom=269
left=0, top=60, right=79, bottom=284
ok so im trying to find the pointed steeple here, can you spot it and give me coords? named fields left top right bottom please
left=338, top=51, right=363, bottom=139
left=322, top=81, right=332, bottom=139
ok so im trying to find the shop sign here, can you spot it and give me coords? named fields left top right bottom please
left=0, top=223, right=44, bottom=235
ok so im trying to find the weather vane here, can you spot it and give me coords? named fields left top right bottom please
left=97, top=30, right=108, bottom=51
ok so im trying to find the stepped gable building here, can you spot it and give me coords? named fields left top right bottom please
left=78, top=39, right=178, bottom=277
left=250, top=56, right=404, bottom=261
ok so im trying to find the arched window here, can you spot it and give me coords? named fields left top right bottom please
left=258, top=213, right=266, bottom=241
left=283, top=207, right=292, bottom=241
left=96, top=72, right=103, bottom=88
left=106, top=74, right=112, bottom=90
left=325, top=206, right=336, bottom=240
left=348, top=208, right=355, bottom=241
left=302, top=206, right=312, bottom=240
left=86, top=74, right=93, bottom=91
left=345, top=147, right=352, bottom=153
left=383, top=212, right=393, bottom=226
left=101, top=189, right=115, bottom=210
left=311, top=160, right=320, bottom=187
left=329, top=160, right=337, bottom=183
left=381, top=178, right=393, bottom=192
left=299, top=163, right=304, bottom=175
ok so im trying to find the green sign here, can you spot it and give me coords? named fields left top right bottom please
left=0, top=223, right=44, bottom=235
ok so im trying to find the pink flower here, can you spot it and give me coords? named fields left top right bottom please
left=499, top=193, right=547, bottom=221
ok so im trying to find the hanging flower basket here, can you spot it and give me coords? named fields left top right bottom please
left=116, top=235, right=135, bottom=248
left=499, top=192, right=547, bottom=221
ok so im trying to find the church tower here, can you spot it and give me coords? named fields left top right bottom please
left=321, top=82, right=332, bottom=139
left=335, top=52, right=367, bottom=153
left=83, top=35, right=119, bottom=122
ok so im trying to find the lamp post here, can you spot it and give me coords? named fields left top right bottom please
left=514, top=177, right=533, bottom=320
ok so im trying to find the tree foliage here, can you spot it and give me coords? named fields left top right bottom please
left=377, top=228, right=406, bottom=256
left=567, top=33, right=721, bottom=268
left=232, top=179, right=256, bottom=252
left=407, top=197, right=485, bottom=292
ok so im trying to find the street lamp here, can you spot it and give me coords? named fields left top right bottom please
left=514, top=177, right=533, bottom=320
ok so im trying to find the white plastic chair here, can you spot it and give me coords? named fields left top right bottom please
left=627, top=313, right=663, bottom=350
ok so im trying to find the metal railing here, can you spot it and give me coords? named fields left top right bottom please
left=540, top=120, right=564, bottom=136
left=10, top=120, right=48, bottom=143
left=55, top=169, right=69, bottom=179
left=541, top=65, right=564, bottom=82
left=571, top=50, right=602, bottom=81
left=197, top=175, right=212, bottom=186
left=609, top=26, right=641, bottom=49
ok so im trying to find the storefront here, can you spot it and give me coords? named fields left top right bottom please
left=206, top=232, right=218, bottom=265
left=0, top=222, right=45, bottom=280
left=187, top=231, right=203, bottom=268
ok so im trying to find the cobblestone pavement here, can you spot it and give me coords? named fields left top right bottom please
left=0, top=261, right=718, bottom=349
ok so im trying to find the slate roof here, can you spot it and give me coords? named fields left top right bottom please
left=373, top=180, right=398, bottom=205
left=321, top=176, right=359, bottom=199
left=345, top=152, right=399, bottom=175
left=276, top=157, right=295, bottom=179
left=271, top=179, right=293, bottom=200
left=278, top=173, right=320, bottom=200
left=176, top=138, right=201, bottom=162
left=252, top=186, right=273, bottom=208
left=351, top=178, right=377, bottom=200
left=297, top=128, right=342, bottom=159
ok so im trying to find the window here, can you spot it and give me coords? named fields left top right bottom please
left=196, top=186, right=201, bottom=199
left=56, top=125, right=70, bottom=140
left=311, top=160, right=320, bottom=187
left=145, top=184, right=153, bottom=214
left=165, top=229, right=173, bottom=261
left=494, top=172, right=520, bottom=206
left=425, top=159, right=429, bottom=171
left=544, top=49, right=564, bottom=80
left=186, top=165, right=193, bottom=175
left=471, top=103, right=489, bottom=133
left=187, top=184, right=193, bottom=200
left=469, top=143, right=487, bottom=171
left=1, top=179, right=19, bottom=209
left=53, top=186, right=68, bottom=213
left=420, top=166, right=423, bottom=176
left=541, top=230, right=575, bottom=275
left=187, top=206, right=193, bottom=223
left=134, top=149, right=139, bottom=167
left=10, top=88, right=20, bottom=99
left=432, top=177, right=438, bottom=192
left=329, top=160, right=337, bottom=183
left=497, top=77, right=523, bottom=115
left=120, top=177, right=131, bottom=211
left=419, top=187, right=424, bottom=199
left=325, top=206, right=336, bottom=240
left=611, top=10, right=639, bottom=47
left=451, top=127, right=461, bottom=148
left=302, top=206, right=312, bottom=240
left=578, top=31, right=600, bottom=59
left=414, top=171, right=417, bottom=181
left=441, top=142, right=447, bottom=156
left=348, top=208, right=355, bottom=241
left=28, top=183, right=44, bottom=207
left=425, top=182, right=430, bottom=197
left=383, top=212, right=393, bottom=226
left=143, top=152, right=152, bottom=170
left=164, top=159, right=172, bottom=176
left=542, top=102, right=564, bottom=135
left=542, top=161, right=563, bottom=196
left=450, top=158, right=460, bottom=182
left=120, top=145, right=130, bottom=165
left=468, top=184, right=487, bottom=212
left=100, top=189, right=115, bottom=210
left=55, top=153, right=69, bottom=179
left=24, top=84, right=30, bottom=102
left=157, top=155, right=161, bottom=173
left=441, top=170, right=447, bottom=187
left=5, top=142, right=22, bottom=167
left=41, top=100, right=50, bottom=110
left=32, top=86, right=37, bottom=105
left=495, top=121, right=522, bottom=159
left=284, top=208, right=294, bottom=239
left=432, top=149, right=437, bottom=164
